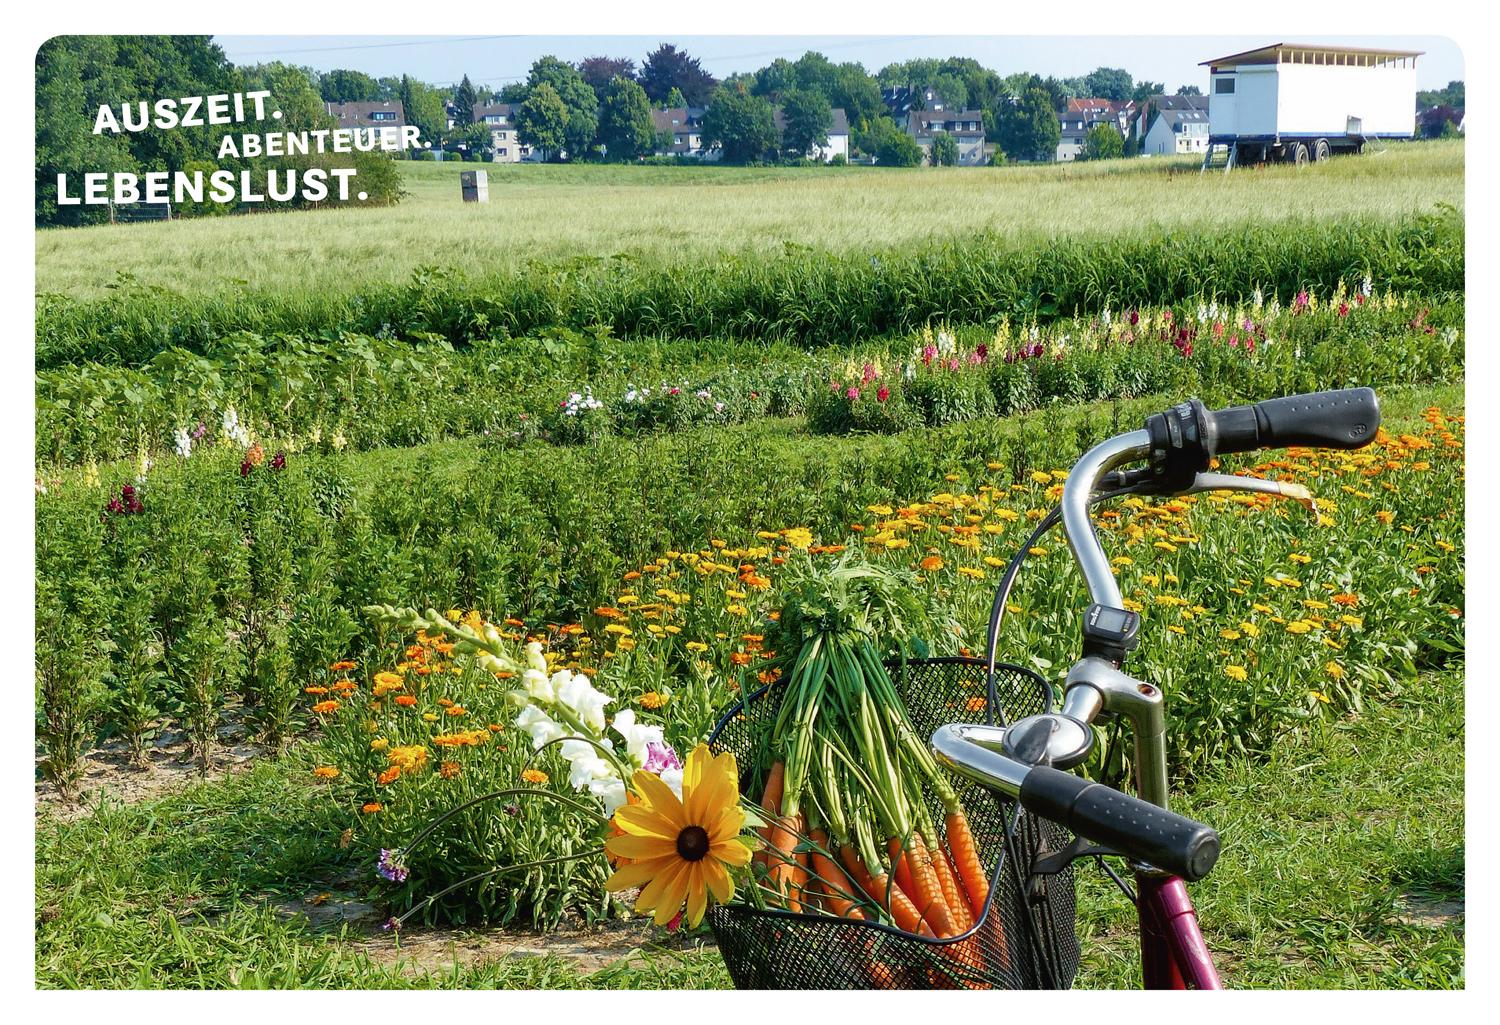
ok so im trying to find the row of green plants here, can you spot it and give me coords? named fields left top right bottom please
left=35, top=289, right=1464, bottom=470
left=809, top=293, right=1463, bottom=433
left=36, top=327, right=826, bottom=470
left=296, top=396, right=1462, bottom=926
left=35, top=388, right=1462, bottom=811
left=36, top=208, right=1462, bottom=367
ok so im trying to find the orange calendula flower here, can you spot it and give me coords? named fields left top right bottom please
left=440, top=761, right=462, bottom=780
left=394, top=695, right=418, bottom=707
left=311, top=700, right=340, bottom=715
left=312, top=766, right=340, bottom=779
left=304, top=686, right=329, bottom=696
left=361, top=802, right=383, bottom=814
left=920, top=556, right=944, bottom=572
left=330, top=660, right=357, bottom=672
left=522, top=768, right=550, bottom=785
left=377, top=767, right=401, bottom=785
left=640, top=691, right=669, bottom=710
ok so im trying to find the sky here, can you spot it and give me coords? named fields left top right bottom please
left=215, top=34, right=1465, bottom=93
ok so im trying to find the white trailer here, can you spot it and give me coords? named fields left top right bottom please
left=1200, top=42, right=1421, bottom=170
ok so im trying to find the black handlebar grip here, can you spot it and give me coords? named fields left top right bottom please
left=1019, top=765, right=1221, bottom=881
left=1210, top=387, right=1381, bottom=456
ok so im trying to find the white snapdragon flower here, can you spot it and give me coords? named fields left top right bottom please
left=174, top=428, right=193, bottom=459
left=1253, top=287, right=1264, bottom=310
left=519, top=667, right=555, bottom=703
left=524, top=641, right=548, bottom=673
left=1361, top=275, right=1373, bottom=298
left=560, top=738, right=616, bottom=791
left=515, top=704, right=565, bottom=750
left=589, top=777, right=628, bottom=814
left=555, top=670, right=610, bottom=733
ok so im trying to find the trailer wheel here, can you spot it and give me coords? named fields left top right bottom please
left=1287, top=141, right=1309, bottom=166
left=1312, top=138, right=1331, bottom=162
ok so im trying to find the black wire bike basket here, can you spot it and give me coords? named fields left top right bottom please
left=705, top=656, right=1080, bottom=990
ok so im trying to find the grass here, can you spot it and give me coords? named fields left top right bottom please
left=34, top=140, right=1463, bottom=301
left=35, top=667, right=1462, bottom=989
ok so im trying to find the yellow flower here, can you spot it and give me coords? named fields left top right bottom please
left=1219, top=629, right=1241, bottom=641
left=370, top=738, right=389, bottom=752
left=640, top=691, right=669, bottom=710
left=605, top=744, right=750, bottom=928
left=1325, top=661, right=1346, bottom=680
left=1030, top=471, right=1053, bottom=485
left=312, top=766, right=340, bottom=779
left=387, top=745, right=429, bottom=773
left=1288, top=552, right=1311, bottom=565
left=685, top=641, right=709, bottom=653
left=1309, top=690, right=1332, bottom=705
left=1027, top=546, right=1048, bottom=557
left=1285, top=620, right=1314, bottom=634
left=1239, top=621, right=1260, bottom=638
left=522, top=768, right=550, bottom=785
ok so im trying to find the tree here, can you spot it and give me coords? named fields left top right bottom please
left=781, top=88, right=832, bottom=159
left=1083, top=123, right=1124, bottom=161
left=1175, top=84, right=1203, bottom=96
left=399, top=75, right=447, bottom=149
left=1418, top=80, right=1464, bottom=110
left=995, top=84, right=1061, bottom=162
left=515, top=83, right=569, bottom=161
left=1083, top=67, right=1133, bottom=102
left=598, top=76, right=656, bottom=161
left=929, top=131, right=959, bottom=166
left=526, top=56, right=599, bottom=159
left=1132, top=80, right=1165, bottom=103
left=454, top=121, right=492, bottom=160
left=1419, top=105, right=1463, bottom=138
left=877, top=130, right=923, bottom=167
left=319, top=68, right=382, bottom=103
left=578, top=55, right=637, bottom=102
left=665, top=87, right=687, bottom=109
left=830, top=63, right=885, bottom=127
left=452, top=74, right=478, bottom=125
left=640, top=44, right=717, bottom=106
left=700, top=86, right=777, bottom=163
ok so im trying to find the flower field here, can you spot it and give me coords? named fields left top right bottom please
left=35, top=149, right=1465, bottom=987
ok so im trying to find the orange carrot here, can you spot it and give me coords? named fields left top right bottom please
left=807, top=829, right=866, bottom=920
left=945, top=810, right=990, bottom=915
left=767, top=812, right=806, bottom=912
left=840, top=845, right=933, bottom=937
left=931, top=841, right=974, bottom=933
left=752, top=762, right=786, bottom=873
left=906, top=834, right=957, bottom=937
left=888, top=836, right=916, bottom=898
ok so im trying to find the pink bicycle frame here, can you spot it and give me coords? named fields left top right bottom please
left=1137, top=872, right=1221, bottom=990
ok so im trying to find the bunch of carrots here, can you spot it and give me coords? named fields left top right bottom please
left=743, top=556, right=1007, bottom=985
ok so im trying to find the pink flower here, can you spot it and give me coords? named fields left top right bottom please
left=643, top=741, right=682, bottom=775
left=1295, top=291, right=1310, bottom=308
left=876, top=385, right=890, bottom=403
left=1338, top=302, right=1350, bottom=317
left=1245, top=336, right=1256, bottom=353
left=1229, top=334, right=1240, bottom=348
left=846, top=386, right=860, bottom=401
left=1212, top=321, right=1225, bottom=339
left=947, top=358, right=960, bottom=372
left=922, top=345, right=937, bottom=365
left=861, top=363, right=877, bottom=384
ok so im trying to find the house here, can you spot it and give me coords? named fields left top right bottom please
left=773, top=106, right=851, bottom=162
left=324, top=100, right=407, bottom=130
left=906, top=108, right=988, bottom=165
left=1068, top=96, right=1136, bottom=136
left=1057, top=102, right=1130, bottom=161
left=1201, top=43, right=1421, bottom=164
left=1135, top=94, right=1211, bottom=155
left=650, top=106, right=712, bottom=159
left=473, top=102, right=539, bottom=162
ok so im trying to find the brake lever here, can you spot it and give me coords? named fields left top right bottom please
left=1182, top=472, right=1320, bottom=520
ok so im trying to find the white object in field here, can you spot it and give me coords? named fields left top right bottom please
left=1202, top=42, right=1420, bottom=143
left=460, top=170, right=489, bottom=203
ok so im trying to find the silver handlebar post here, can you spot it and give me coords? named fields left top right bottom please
left=1059, top=430, right=1152, bottom=609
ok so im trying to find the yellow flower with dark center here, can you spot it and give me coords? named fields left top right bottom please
left=604, top=744, right=751, bottom=928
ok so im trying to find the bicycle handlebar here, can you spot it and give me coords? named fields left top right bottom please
left=1020, top=766, right=1220, bottom=881
left=929, top=724, right=1221, bottom=881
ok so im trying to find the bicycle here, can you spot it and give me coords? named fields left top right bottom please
left=929, top=386, right=1382, bottom=989
left=707, top=386, right=1381, bottom=989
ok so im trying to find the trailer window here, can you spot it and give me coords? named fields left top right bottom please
left=1214, top=78, right=1236, bottom=94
